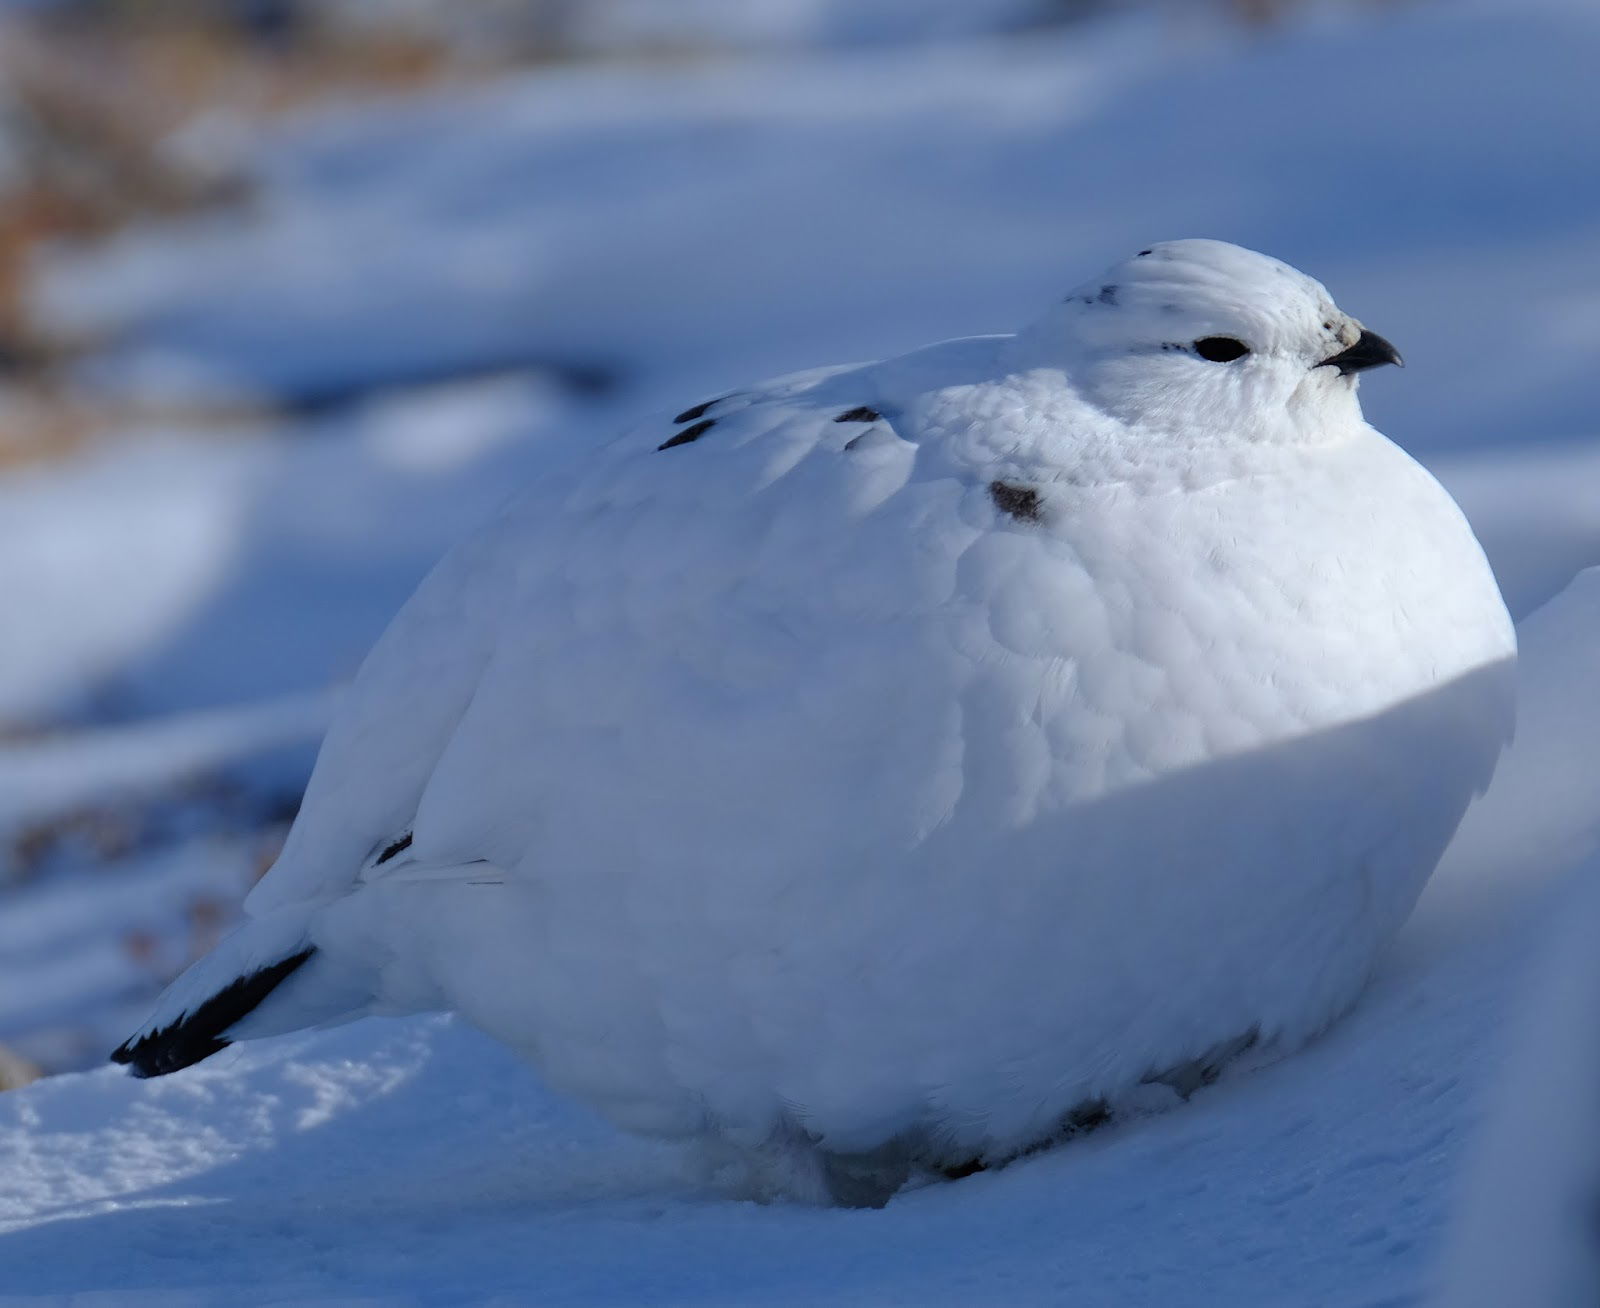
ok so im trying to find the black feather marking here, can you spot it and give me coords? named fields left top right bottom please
left=1097, top=284, right=1119, bottom=305
left=658, top=419, right=715, bottom=451
left=376, top=832, right=412, bottom=865
left=938, top=1097, right=1111, bottom=1182
left=833, top=406, right=881, bottom=423
left=990, top=481, right=1043, bottom=523
left=111, top=947, right=316, bottom=1078
left=673, top=397, right=723, bottom=424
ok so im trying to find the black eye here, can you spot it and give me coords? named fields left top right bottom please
left=1193, top=337, right=1250, bottom=363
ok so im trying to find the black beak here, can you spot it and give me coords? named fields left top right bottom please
left=1320, top=329, right=1404, bottom=376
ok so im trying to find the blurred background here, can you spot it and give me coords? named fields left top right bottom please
left=0, top=0, right=1595, bottom=1089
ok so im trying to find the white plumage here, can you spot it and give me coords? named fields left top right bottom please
left=117, top=240, right=1516, bottom=1206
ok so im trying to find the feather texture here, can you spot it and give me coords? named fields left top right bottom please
left=116, top=241, right=1516, bottom=1204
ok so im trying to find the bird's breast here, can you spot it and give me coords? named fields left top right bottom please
left=957, top=437, right=1513, bottom=806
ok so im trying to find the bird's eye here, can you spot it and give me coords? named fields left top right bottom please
left=1193, top=337, right=1250, bottom=363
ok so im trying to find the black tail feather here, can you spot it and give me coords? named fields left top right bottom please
left=112, top=947, right=317, bottom=1078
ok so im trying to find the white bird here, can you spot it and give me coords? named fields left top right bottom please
left=115, top=240, right=1516, bottom=1207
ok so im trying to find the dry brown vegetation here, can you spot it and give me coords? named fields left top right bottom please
left=0, top=4, right=497, bottom=467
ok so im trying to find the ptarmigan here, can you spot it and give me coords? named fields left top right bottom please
left=115, top=240, right=1516, bottom=1207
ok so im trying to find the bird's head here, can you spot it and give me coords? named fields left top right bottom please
left=1022, top=239, right=1402, bottom=440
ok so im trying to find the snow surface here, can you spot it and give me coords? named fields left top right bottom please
left=3, top=0, right=1600, bottom=1300
left=1435, top=845, right=1600, bottom=1308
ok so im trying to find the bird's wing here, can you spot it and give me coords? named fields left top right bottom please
left=243, top=503, right=524, bottom=914
left=242, top=352, right=972, bottom=914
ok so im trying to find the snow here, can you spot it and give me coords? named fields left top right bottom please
left=0, top=381, right=573, bottom=723
left=2, top=0, right=1600, bottom=1299
left=0, top=693, right=330, bottom=852
left=36, top=2, right=1600, bottom=464
left=1434, top=849, right=1600, bottom=1308
left=326, top=0, right=1075, bottom=58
